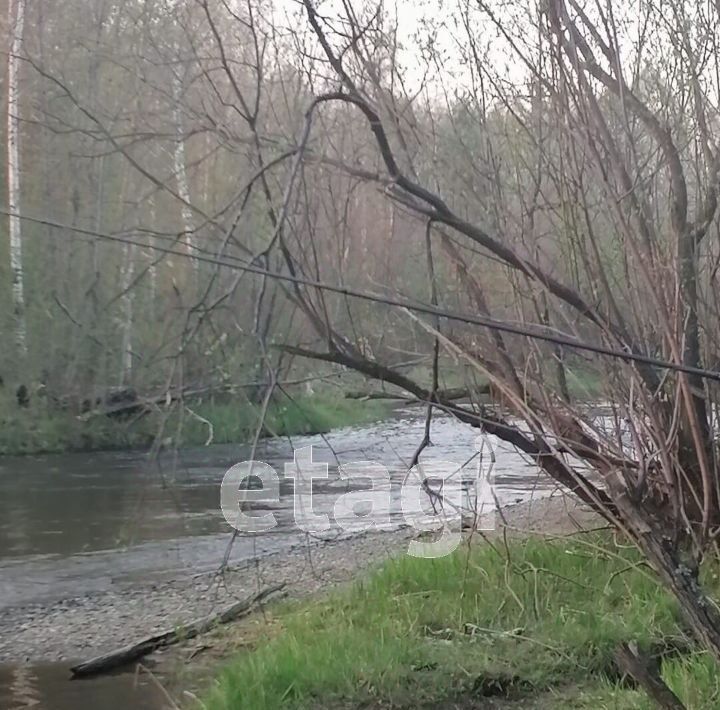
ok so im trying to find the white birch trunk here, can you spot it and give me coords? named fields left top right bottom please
left=7, top=0, right=27, bottom=355
left=147, top=195, right=157, bottom=314
left=172, top=74, right=196, bottom=274
left=120, top=242, right=135, bottom=385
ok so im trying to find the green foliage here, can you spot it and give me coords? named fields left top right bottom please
left=266, top=395, right=389, bottom=437
left=0, top=392, right=390, bottom=456
left=179, top=394, right=390, bottom=445
left=203, top=536, right=719, bottom=709
left=0, top=390, right=155, bottom=455
left=658, top=653, right=720, bottom=708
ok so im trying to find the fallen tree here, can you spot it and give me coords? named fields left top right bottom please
left=344, top=385, right=485, bottom=402
left=70, top=583, right=285, bottom=678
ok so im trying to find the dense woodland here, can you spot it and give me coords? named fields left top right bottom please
left=1, top=0, right=477, bottom=403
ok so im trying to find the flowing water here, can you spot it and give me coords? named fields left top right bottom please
left=0, top=410, right=556, bottom=709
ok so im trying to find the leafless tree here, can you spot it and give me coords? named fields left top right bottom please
left=245, top=0, right=720, bottom=668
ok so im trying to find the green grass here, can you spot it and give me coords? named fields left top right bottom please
left=0, top=394, right=150, bottom=455
left=0, top=392, right=390, bottom=455
left=566, top=653, right=720, bottom=709
left=203, top=536, right=720, bottom=709
left=189, top=394, right=389, bottom=442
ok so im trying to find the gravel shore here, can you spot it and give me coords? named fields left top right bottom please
left=0, top=528, right=414, bottom=663
left=0, top=494, right=596, bottom=664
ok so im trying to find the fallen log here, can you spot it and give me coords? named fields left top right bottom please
left=70, top=583, right=286, bottom=678
left=76, top=384, right=234, bottom=421
left=344, top=386, right=488, bottom=402
left=344, top=390, right=413, bottom=401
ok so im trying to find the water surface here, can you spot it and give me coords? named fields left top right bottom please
left=0, top=411, right=554, bottom=709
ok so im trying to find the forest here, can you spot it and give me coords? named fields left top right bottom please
left=4, top=0, right=720, bottom=708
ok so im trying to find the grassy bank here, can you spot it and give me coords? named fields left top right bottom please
left=0, top=393, right=391, bottom=456
left=0, top=358, right=604, bottom=457
left=203, top=536, right=720, bottom=709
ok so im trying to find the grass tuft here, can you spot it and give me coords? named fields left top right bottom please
left=202, top=535, right=720, bottom=709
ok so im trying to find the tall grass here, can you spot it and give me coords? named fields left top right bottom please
left=203, top=536, right=720, bottom=709
left=188, top=394, right=389, bottom=442
left=0, top=392, right=390, bottom=455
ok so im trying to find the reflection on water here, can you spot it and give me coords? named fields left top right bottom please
left=0, top=447, right=231, bottom=560
left=0, top=412, right=551, bottom=564
left=0, top=411, right=555, bottom=710
left=0, top=663, right=166, bottom=710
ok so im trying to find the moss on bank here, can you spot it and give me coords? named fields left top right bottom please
left=0, top=392, right=390, bottom=456
left=202, top=536, right=720, bottom=709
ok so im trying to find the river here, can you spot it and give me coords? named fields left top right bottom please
left=0, top=410, right=556, bottom=709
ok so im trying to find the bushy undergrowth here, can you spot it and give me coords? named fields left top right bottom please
left=204, top=536, right=720, bottom=709
left=0, top=392, right=389, bottom=455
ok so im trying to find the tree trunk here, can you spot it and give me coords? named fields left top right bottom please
left=615, top=493, right=720, bottom=661
left=7, top=0, right=27, bottom=357
left=147, top=196, right=157, bottom=317
left=614, top=642, right=686, bottom=710
left=119, top=242, right=135, bottom=385
left=71, top=584, right=285, bottom=677
left=172, top=73, right=196, bottom=275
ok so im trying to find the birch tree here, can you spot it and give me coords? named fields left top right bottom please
left=7, top=0, right=26, bottom=356
left=172, top=65, right=196, bottom=276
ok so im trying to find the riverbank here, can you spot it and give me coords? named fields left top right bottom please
left=0, top=526, right=410, bottom=664
left=0, top=496, right=583, bottom=664
left=0, top=362, right=606, bottom=457
left=0, top=392, right=391, bottom=456
left=6, top=495, right=716, bottom=708
left=173, top=497, right=716, bottom=710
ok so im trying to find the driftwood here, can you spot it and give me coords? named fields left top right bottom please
left=77, top=372, right=344, bottom=420
left=614, top=642, right=686, bottom=710
left=344, top=390, right=413, bottom=401
left=344, top=385, right=488, bottom=402
left=76, top=384, right=235, bottom=421
left=70, top=583, right=285, bottom=678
